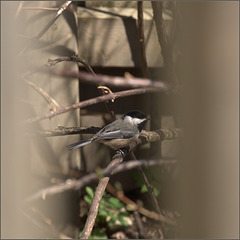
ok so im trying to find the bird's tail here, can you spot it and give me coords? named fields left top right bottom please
left=67, top=138, right=92, bottom=151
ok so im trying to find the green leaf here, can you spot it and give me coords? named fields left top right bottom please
left=86, top=186, right=94, bottom=198
left=140, top=184, right=148, bottom=193
left=108, top=218, right=116, bottom=227
left=119, top=211, right=130, bottom=217
left=84, top=195, right=92, bottom=204
left=153, top=186, right=160, bottom=196
left=118, top=215, right=129, bottom=226
left=140, top=184, right=159, bottom=197
left=98, top=209, right=109, bottom=217
left=90, top=228, right=108, bottom=239
left=108, top=197, right=123, bottom=209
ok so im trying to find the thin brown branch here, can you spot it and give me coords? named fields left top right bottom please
left=26, top=87, right=163, bottom=123
left=50, top=68, right=170, bottom=89
left=34, top=1, right=72, bottom=40
left=25, top=79, right=60, bottom=111
left=131, top=152, right=165, bottom=238
left=79, top=152, right=124, bottom=239
left=106, top=183, right=176, bottom=226
left=137, top=1, right=150, bottom=78
left=48, top=56, right=96, bottom=76
left=22, top=7, right=59, bottom=11
left=141, top=128, right=183, bottom=142
left=25, top=158, right=177, bottom=204
left=133, top=211, right=146, bottom=238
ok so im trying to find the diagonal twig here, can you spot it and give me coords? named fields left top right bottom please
left=34, top=1, right=72, bottom=41
left=131, top=151, right=165, bottom=238
left=22, top=7, right=59, bottom=11
left=25, top=87, right=163, bottom=123
left=19, top=1, right=72, bottom=55
left=25, top=79, right=60, bottom=111
left=80, top=152, right=124, bottom=239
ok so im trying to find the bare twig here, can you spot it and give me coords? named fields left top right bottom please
left=26, top=87, right=163, bottom=123
left=80, top=152, right=124, bottom=239
left=131, top=152, right=165, bottom=238
left=106, top=183, right=176, bottom=225
left=34, top=1, right=72, bottom=41
left=48, top=56, right=96, bottom=76
left=22, top=7, right=59, bottom=11
left=50, top=68, right=170, bottom=89
left=137, top=1, right=150, bottom=78
left=25, top=158, right=177, bottom=204
left=25, top=79, right=60, bottom=111
left=134, top=211, right=147, bottom=238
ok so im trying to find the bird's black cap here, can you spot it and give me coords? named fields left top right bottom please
left=122, top=110, right=146, bottom=119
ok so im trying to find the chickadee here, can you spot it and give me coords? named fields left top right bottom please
left=67, top=110, right=148, bottom=151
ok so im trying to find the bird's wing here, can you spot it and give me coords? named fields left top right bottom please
left=94, top=130, right=136, bottom=140
left=94, top=130, right=124, bottom=140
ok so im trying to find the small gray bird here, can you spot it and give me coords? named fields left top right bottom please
left=67, top=110, right=148, bottom=151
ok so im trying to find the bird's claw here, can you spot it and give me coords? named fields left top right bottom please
left=116, top=149, right=125, bottom=157
left=116, top=146, right=130, bottom=157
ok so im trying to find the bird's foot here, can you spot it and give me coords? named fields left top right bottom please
left=116, top=149, right=125, bottom=157
left=116, top=146, right=130, bottom=157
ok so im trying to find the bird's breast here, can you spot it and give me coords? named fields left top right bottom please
left=98, top=135, right=139, bottom=150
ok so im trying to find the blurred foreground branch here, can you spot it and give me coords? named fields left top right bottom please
left=48, top=68, right=170, bottom=89
left=25, top=158, right=177, bottom=204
